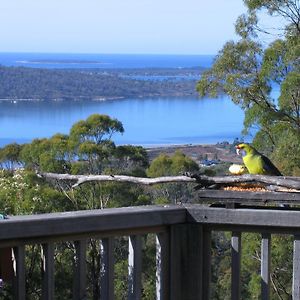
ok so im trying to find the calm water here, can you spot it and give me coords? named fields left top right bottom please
left=0, top=97, right=248, bottom=147
left=0, top=52, right=214, bottom=69
left=0, top=53, right=252, bottom=147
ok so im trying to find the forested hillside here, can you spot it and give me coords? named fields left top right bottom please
left=0, top=66, right=201, bottom=100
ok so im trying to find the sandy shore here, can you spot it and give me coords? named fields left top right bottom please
left=146, top=143, right=242, bottom=163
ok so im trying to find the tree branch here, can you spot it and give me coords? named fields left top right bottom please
left=37, top=172, right=300, bottom=191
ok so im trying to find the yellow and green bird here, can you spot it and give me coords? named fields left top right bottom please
left=235, top=143, right=282, bottom=176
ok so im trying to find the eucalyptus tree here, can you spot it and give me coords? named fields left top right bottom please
left=0, top=143, right=23, bottom=171
left=197, top=0, right=300, bottom=175
left=197, top=0, right=300, bottom=297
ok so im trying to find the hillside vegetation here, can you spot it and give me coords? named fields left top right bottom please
left=0, top=66, right=201, bottom=101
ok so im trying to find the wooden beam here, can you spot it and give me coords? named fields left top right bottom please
left=73, top=240, right=87, bottom=300
left=41, top=243, right=55, bottom=300
left=169, top=224, right=203, bottom=300
left=196, top=189, right=300, bottom=204
left=100, top=238, right=114, bottom=300
left=0, top=205, right=186, bottom=244
left=12, top=246, right=25, bottom=300
left=231, top=232, right=241, bottom=300
left=202, top=229, right=211, bottom=300
left=293, top=235, right=300, bottom=299
left=186, top=205, right=300, bottom=231
left=261, top=233, right=271, bottom=300
left=156, top=232, right=169, bottom=300
left=128, top=235, right=142, bottom=300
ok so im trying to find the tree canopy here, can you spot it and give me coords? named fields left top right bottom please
left=197, top=0, right=300, bottom=175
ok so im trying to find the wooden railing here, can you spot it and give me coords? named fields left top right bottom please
left=2, top=204, right=300, bottom=299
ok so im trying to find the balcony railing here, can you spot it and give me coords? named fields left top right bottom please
left=2, top=203, right=300, bottom=299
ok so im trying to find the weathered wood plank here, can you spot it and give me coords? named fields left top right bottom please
left=12, top=246, right=25, bottom=300
left=293, top=235, right=300, bottom=299
left=128, top=235, right=142, bottom=300
left=100, top=237, right=114, bottom=300
left=186, top=205, right=300, bottom=231
left=156, top=232, right=169, bottom=300
left=202, top=229, right=211, bottom=300
left=261, top=233, right=271, bottom=300
left=41, top=243, right=55, bottom=300
left=0, top=205, right=186, bottom=244
left=73, top=240, right=87, bottom=300
left=196, top=189, right=300, bottom=204
left=231, top=232, right=241, bottom=300
left=169, top=224, right=203, bottom=300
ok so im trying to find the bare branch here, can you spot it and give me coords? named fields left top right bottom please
left=37, top=172, right=300, bottom=191
left=37, top=172, right=197, bottom=187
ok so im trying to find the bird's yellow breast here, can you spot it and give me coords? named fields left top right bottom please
left=243, top=154, right=265, bottom=174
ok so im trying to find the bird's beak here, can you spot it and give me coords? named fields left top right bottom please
left=235, top=145, right=241, bottom=156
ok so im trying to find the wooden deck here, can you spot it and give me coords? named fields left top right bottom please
left=2, top=203, right=300, bottom=299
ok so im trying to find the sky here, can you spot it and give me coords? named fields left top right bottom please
left=0, top=0, right=247, bottom=55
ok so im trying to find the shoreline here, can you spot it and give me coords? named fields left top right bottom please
left=0, top=138, right=242, bottom=163
left=146, top=142, right=242, bottom=163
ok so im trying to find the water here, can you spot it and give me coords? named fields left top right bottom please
left=0, top=52, right=214, bottom=69
left=0, top=97, right=248, bottom=147
left=0, top=52, right=250, bottom=147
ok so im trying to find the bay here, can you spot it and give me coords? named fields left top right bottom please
left=0, top=96, right=248, bottom=147
left=0, top=52, right=214, bottom=69
left=0, top=53, right=251, bottom=147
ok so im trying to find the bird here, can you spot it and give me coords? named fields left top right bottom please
left=235, top=143, right=282, bottom=176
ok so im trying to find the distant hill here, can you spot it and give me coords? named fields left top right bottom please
left=0, top=66, right=204, bottom=101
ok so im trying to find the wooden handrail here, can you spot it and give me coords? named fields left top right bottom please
left=2, top=204, right=300, bottom=299
left=0, top=205, right=186, bottom=247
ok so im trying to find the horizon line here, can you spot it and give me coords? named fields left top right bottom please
left=0, top=51, right=217, bottom=56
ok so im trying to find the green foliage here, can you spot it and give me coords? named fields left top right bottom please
left=147, top=150, right=199, bottom=177
left=197, top=0, right=300, bottom=175
left=0, top=143, right=23, bottom=170
left=196, top=1, right=300, bottom=297
left=70, top=114, right=124, bottom=145
left=0, top=66, right=200, bottom=100
left=146, top=151, right=199, bottom=204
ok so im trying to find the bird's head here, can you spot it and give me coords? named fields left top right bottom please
left=235, top=143, right=254, bottom=156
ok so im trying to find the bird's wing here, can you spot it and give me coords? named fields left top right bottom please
left=260, top=155, right=282, bottom=176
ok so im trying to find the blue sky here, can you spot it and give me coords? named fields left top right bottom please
left=0, top=0, right=247, bottom=55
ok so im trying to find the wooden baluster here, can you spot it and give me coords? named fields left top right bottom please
left=100, top=237, right=114, bottom=300
left=73, top=240, right=87, bottom=300
left=231, top=231, right=241, bottom=300
left=261, top=233, right=271, bottom=300
left=202, top=229, right=211, bottom=300
left=41, top=243, right=55, bottom=300
left=293, top=235, right=300, bottom=299
left=156, top=232, right=169, bottom=300
left=12, top=246, right=25, bottom=300
left=128, top=235, right=142, bottom=300
left=169, top=224, right=203, bottom=300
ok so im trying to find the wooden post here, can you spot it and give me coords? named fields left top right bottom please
left=100, top=237, right=114, bottom=300
left=41, top=243, right=55, bottom=300
left=12, top=246, right=25, bottom=300
left=156, top=232, right=169, bottom=300
left=202, top=229, right=211, bottom=299
left=0, top=247, right=13, bottom=282
left=73, top=240, right=87, bottom=300
left=128, top=235, right=142, bottom=300
left=261, top=233, right=271, bottom=300
left=169, top=224, right=204, bottom=300
left=293, top=235, right=300, bottom=299
left=231, top=232, right=241, bottom=300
